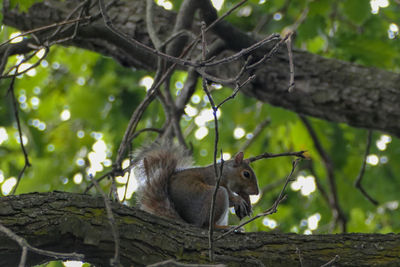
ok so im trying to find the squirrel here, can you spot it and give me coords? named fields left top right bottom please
left=133, top=141, right=259, bottom=228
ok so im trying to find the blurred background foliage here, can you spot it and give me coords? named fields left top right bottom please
left=1, top=2, right=400, bottom=258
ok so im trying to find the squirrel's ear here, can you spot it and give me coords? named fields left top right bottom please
left=234, top=152, right=244, bottom=165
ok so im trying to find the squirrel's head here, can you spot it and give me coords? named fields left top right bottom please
left=224, top=152, right=259, bottom=196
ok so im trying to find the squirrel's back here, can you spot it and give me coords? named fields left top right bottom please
left=133, top=141, right=193, bottom=220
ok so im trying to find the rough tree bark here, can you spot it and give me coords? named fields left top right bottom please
left=2, top=0, right=400, bottom=137
left=0, top=192, right=399, bottom=266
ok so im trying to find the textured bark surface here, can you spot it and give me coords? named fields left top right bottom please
left=2, top=0, right=400, bottom=137
left=0, top=192, right=399, bottom=266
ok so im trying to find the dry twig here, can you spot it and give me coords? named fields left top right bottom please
left=299, top=115, right=347, bottom=232
left=7, top=75, right=31, bottom=195
left=320, top=255, right=340, bottom=267
left=354, top=130, right=378, bottom=205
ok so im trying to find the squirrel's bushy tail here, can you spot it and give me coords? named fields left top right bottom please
left=133, top=141, right=192, bottom=220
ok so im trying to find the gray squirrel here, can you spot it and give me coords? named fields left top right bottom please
left=133, top=142, right=259, bottom=228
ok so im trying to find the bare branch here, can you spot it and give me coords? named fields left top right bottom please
left=0, top=16, right=91, bottom=48
left=146, top=0, right=163, bottom=49
left=320, top=255, right=340, bottom=267
left=286, top=33, right=295, bottom=92
left=354, top=130, right=379, bottom=205
left=215, top=74, right=256, bottom=110
left=307, top=160, right=333, bottom=212
left=245, top=33, right=288, bottom=70
left=247, top=151, right=307, bottom=163
left=1, top=47, right=49, bottom=79
left=201, top=75, right=221, bottom=261
left=299, top=115, right=347, bottom=232
left=6, top=75, right=31, bottom=195
left=128, top=127, right=163, bottom=143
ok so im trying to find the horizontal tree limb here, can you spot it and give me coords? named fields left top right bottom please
left=2, top=0, right=400, bottom=136
left=0, top=192, right=399, bottom=266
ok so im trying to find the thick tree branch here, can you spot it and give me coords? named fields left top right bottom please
left=0, top=192, right=399, bottom=267
left=3, top=0, right=400, bottom=136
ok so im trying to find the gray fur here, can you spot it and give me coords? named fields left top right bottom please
left=132, top=141, right=193, bottom=220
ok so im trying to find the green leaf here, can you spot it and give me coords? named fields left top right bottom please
left=341, top=0, right=371, bottom=26
left=297, top=15, right=326, bottom=40
left=10, top=0, right=44, bottom=12
left=308, top=0, right=332, bottom=17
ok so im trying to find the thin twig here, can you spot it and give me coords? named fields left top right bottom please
left=6, top=75, right=31, bottom=195
left=49, top=0, right=89, bottom=45
left=128, top=127, right=163, bottom=143
left=199, top=21, right=223, bottom=261
left=205, top=34, right=281, bottom=68
left=146, top=0, right=162, bottom=50
left=299, top=115, right=347, bottom=232
left=195, top=54, right=251, bottom=85
left=160, top=30, right=197, bottom=50
left=354, top=130, right=378, bottom=205
left=1, top=47, right=49, bottom=79
left=253, top=0, right=290, bottom=34
left=216, top=159, right=301, bottom=240
left=114, top=70, right=162, bottom=167
left=286, top=33, right=295, bottom=92
left=163, top=76, right=188, bottom=148
left=90, top=176, right=120, bottom=266
left=245, top=33, right=288, bottom=70
left=48, top=0, right=91, bottom=40
left=320, top=255, right=340, bottom=267
left=207, top=0, right=248, bottom=31
left=215, top=74, right=256, bottom=109
left=307, top=160, right=333, bottom=211
left=202, top=78, right=221, bottom=261
left=84, top=172, right=111, bottom=194
left=0, top=17, right=91, bottom=48
left=208, top=151, right=224, bottom=262
left=247, top=151, right=307, bottom=163
left=122, top=154, right=132, bottom=202
left=19, top=246, right=28, bottom=267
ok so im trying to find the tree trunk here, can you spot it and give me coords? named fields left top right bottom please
left=2, top=0, right=400, bottom=137
left=0, top=192, right=399, bottom=266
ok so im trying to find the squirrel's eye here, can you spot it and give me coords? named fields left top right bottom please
left=242, top=170, right=251, bottom=178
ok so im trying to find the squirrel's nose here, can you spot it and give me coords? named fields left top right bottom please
left=249, top=185, right=259, bottom=195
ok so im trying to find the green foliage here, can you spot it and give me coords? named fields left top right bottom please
left=341, top=0, right=371, bottom=25
left=0, top=0, right=399, bottom=247
left=9, top=0, right=44, bottom=12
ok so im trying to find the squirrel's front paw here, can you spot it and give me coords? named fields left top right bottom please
left=233, top=197, right=252, bottom=220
